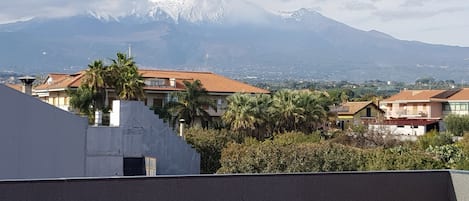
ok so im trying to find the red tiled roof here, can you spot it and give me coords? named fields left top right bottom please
left=383, top=90, right=446, bottom=102
left=337, top=101, right=374, bottom=115
left=34, top=69, right=269, bottom=94
left=35, top=72, right=84, bottom=90
left=447, top=88, right=469, bottom=101
left=5, top=83, right=22, bottom=92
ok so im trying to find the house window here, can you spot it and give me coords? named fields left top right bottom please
left=411, top=125, right=418, bottom=128
left=445, top=103, right=469, bottom=111
left=397, top=125, right=404, bottom=128
left=145, top=79, right=166, bottom=87
left=366, top=108, right=371, bottom=117
left=443, top=103, right=450, bottom=111
left=153, top=99, right=163, bottom=108
left=461, top=104, right=468, bottom=111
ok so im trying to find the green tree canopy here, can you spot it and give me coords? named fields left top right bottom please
left=109, top=52, right=145, bottom=100
left=82, top=60, right=107, bottom=110
left=167, top=80, right=216, bottom=127
left=444, top=114, right=469, bottom=136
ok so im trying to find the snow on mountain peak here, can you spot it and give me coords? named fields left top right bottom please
left=86, top=0, right=322, bottom=25
left=276, top=8, right=323, bottom=20
left=148, top=0, right=228, bottom=23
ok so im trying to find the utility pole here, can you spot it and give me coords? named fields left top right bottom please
left=128, top=44, right=132, bottom=57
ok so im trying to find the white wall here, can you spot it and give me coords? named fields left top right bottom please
left=369, top=124, right=426, bottom=136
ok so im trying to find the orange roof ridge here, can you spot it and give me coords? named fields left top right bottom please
left=34, top=69, right=269, bottom=94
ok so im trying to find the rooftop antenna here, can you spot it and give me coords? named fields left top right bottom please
left=128, top=43, right=132, bottom=57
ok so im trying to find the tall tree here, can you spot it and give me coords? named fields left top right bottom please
left=82, top=60, right=107, bottom=110
left=68, top=85, right=94, bottom=118
left=223, top=93, right=257, bottom=135
left=109, top=52, right=145, bottom=100
left=270, top=90, right=305, bottom=133
left=296, top=91, right=327, bottom=132
left=223, top=93, right=272, bottom=138
left=167, top=80, right=216, bottom=127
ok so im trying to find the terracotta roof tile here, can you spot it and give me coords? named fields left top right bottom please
left=139, top=69, right=269, bottom=93
left=383, top=90, right=446, bottom=102
left=5, top=83, right=22, bottom=92
left=338, top=101, right=374, bottom=115
left=35, top=73, right=84, bottom=90
left=447, top=88, right=469, bottom=101
left=34, top=69, right=269, bottom=94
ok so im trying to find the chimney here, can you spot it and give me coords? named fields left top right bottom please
left=18, top=76, right=36, bottom=95
left=170, top=78, right=176, bottom=88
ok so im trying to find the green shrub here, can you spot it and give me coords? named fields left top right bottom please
left=218, top=138, right=365, bottom=174
left=456, top=134, right=469, bottom=170
left=365, top=146, right=446, bottom=170
left=417, top=130, right=453, bottom=150
left=185, top=128, right=243, bottom=174
left=444, top=114, right=469, bottom=136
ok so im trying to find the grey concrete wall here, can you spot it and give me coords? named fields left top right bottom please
left=0, top=85, right=87, bottom=179
left=86, top=101, right=200, bottom=176
left=451, top=171, right=469, bottom=201
left=86, top=127, right=123, bottom=177
left=0, top=171, right=462, bottom=201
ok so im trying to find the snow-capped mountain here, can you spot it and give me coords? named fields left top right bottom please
left=1, top=1, right=469, bottom=81
left=85, top=0, right=271, bottom=24
left=148, top=0, right=228, bottom=23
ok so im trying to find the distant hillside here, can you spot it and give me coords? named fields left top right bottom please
left=0, top=3, right=468, bottom=81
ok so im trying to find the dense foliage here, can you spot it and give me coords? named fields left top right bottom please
left=223, top=90, right=328, bottom=139
left=444, top=114, right=469, bottom=136
left=69, top=52, right=144, bottom=121
left=165, top=80, right=216, bottom=127
left=217, top=133, right=449, bottom=173
left=182, top=127, right=469, bottom=174
left=184, top=128, right=243, bottom=173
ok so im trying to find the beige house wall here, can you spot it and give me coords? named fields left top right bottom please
left=39, top=89, right=231, bottom=117
left=46, top=91, right=70, bottom=111
left=429, top=102, right=443, bottom=118
left=383, top=102, right=441, bottom=119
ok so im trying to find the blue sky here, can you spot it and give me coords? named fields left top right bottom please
left=1, top=0, right=468, bottom=47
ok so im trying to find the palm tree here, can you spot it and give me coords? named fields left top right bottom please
left=223, top=93, right=272, bottom=139
left=167, top=80, right=216, bottom=127
left=108, top=52, right=145, bottom=100
left=82, top=60, right=107, bottom=110
left=117, top=65, right=145, bottom=100
left=296, top=91, right=327, bottom=133
left=223, top=93, right=257, bottom=134
left=269, top=90, right=327, bottom=134
left=270, top=90, right=305, bottom=133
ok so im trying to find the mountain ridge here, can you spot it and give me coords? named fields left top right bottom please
left=0, top=3, right=468, bottom=81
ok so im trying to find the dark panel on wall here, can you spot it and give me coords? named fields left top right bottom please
left=123, top=157, right=146, bottom=176
left=0, top=171, right=458, bottom=201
